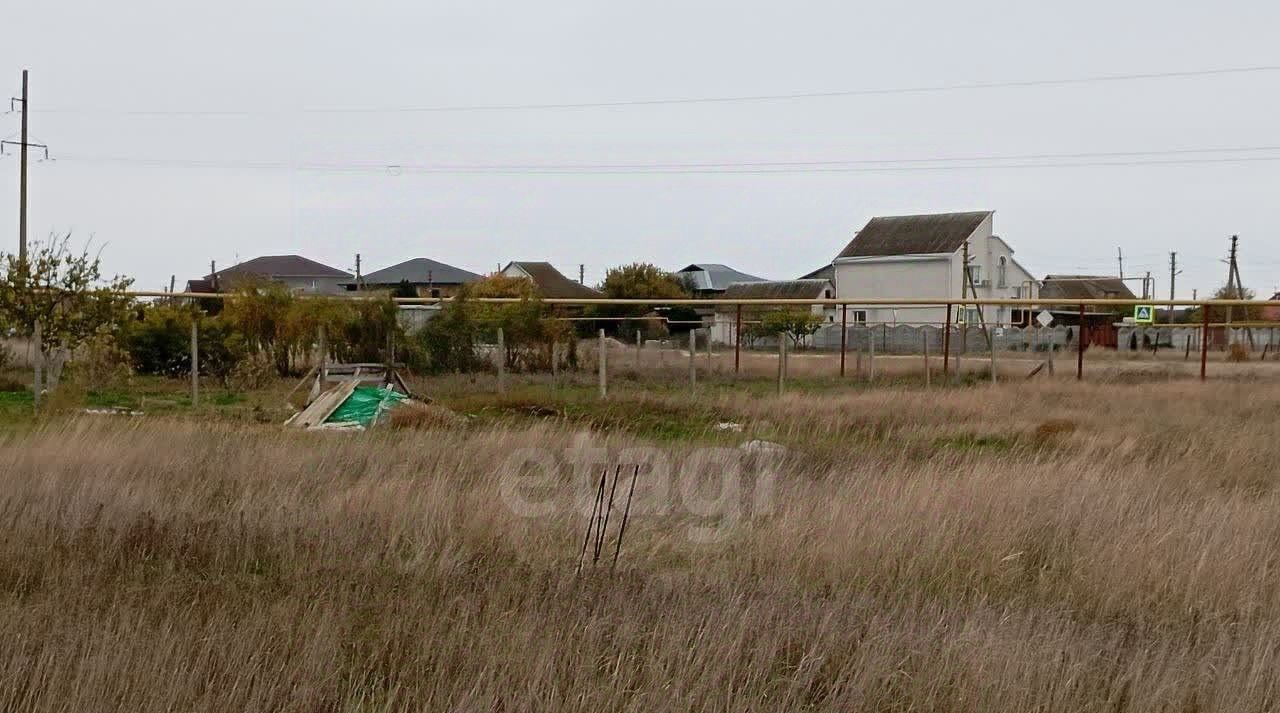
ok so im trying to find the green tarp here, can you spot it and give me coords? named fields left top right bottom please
left=325, top=386, right=408, bottom=427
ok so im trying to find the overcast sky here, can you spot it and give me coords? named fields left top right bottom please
left=2, top=0, right=1278, bottom=298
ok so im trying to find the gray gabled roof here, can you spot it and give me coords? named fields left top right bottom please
left=356, top=258, right=482, bottom=286
left=676, top=264, right=768, bottom=292
left=836, top=211, right=992, bottom=259
left=205, top=255, right=352, bottom=280
left=722, top=279, right=833, bottom=300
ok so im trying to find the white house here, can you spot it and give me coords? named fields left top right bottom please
left=830, top=211, right=1037, bottom=327
left=710, top=279, right=836, bottom=345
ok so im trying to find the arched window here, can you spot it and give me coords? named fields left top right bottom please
left=998, top=256, right=1008, bottom=288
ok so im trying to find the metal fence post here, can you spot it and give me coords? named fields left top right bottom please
left=497, top=327, right=506, bottom=393
left=1076, top=303, right=1085, bottom=381
left=839, top=304, right=847, bottom=378
left=598, top=329, right=607, bottom=399
left=1200, top=302, right=1209, bottom=380
left=190, top=320, right=200, bottom=407
left=942, top=303, right=952, bottom=379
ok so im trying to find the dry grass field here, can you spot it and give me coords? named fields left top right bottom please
left=2, top=377, right=1280, bottom=711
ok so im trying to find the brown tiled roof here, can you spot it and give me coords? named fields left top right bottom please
left=1039, top=275, right=1137, bottom=301
left=507, top=262, right=602, bottom=299
left=721, top=279, right=833, bottom=301
left=836, top=211, right=991, bottom=259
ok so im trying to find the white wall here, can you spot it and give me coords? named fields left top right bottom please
left=832, top=214, right=1039, bottom=326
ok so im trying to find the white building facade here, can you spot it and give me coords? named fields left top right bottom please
left=831, top=211, right=1037, bottom=327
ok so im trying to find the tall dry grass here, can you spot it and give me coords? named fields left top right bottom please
left=2, top=381, right=1280, bottom=711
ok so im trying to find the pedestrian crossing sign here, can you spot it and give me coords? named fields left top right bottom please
left=1134, top=305, right=1155, bottom=324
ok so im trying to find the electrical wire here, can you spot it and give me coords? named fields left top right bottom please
left=32, top=64, right=1280, bottom=116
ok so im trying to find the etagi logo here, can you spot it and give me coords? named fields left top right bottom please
left=498, top=444, right=780, bottom=544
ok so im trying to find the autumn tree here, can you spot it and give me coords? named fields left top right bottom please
left=594, top=262, right=690, bottom=339
left=0, top=236, right=134, bottom=384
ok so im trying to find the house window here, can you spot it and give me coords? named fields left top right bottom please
left=998, top=257, right=1008, bottom=288
left=966, top=265, right=981, bottom=284
left=824, top=289, right=832, bottom=299
left=964, top=308, right=981, bottom=324
left=851, top=310, right=867, bottom=324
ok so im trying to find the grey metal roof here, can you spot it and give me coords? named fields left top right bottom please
left=721, top=279, right=834, bottom=300
left=836, top=211, right=992, bottom=259
left=205, top=255, right=352, bottom=280
left=357, top=258, right=482, bottom=286
left=676, top=264, right=768, bottom=292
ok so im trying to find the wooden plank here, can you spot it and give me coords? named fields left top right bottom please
left=291, top=380, right=359, bottom=429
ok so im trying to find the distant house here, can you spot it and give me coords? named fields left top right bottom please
left=711, top=279, right=836, bottom=345
left=186, top=255, right=353, bottom=296
left=347, top=258, right=483, bottom=298
left=798, top=264, right=834, bottom=281
left=832, top=211, right=1037, bottom=327
left=1263, top=292, right=1280, bottom=322
left=500, top=261, right=602, bottom=299
left=1039, top=275, right=1137, bottom=303
left=675, top=264, right=768, bottom=296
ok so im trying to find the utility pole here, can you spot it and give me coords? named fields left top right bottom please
left=1143, top=271, right=1152, bottom=300
left=1226, top=235, right=1255, bottom=349
left=355, top=253, right=362, bottom=290
left=960, top=240, right=991, bottom=348
left=579, top=264, right=585, bottom=286
left=1169, top=252, right=1181, bottom=302
left=1117, top=247, right=1124, bottom=281
left=4, top=70, right=50, bottom=271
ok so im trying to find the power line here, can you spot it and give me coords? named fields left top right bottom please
left=47, top=151, right=1280, bottom=175
left=34, top=64, right=1280, bottom=116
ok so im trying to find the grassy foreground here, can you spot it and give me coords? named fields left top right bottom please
left=2, top=380, right=1279, bottom=711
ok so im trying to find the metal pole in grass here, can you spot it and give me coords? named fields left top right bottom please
left=32, top=319, right=42, bottom=413
left=598, top=329, right=607, bottom=399
left=635, top=329, right=642, bottom=370
left=611, top=464, right=641, bottom=573
left=839, top=304, right=847, bottom=378
left=190, top=319, right=200, bottom=408
left=776, top=333, right=786, bottom=396
left=1076, top=303, right=1086, bottom=381
left=942, top=303, right=952, bottom=379
left=688, top=330, right=696, bottom=387
left=497, top=327, right=506, bottom=393
left=1200, top=302, right=1210, bottom=380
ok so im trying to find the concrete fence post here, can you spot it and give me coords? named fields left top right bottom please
left=868, top=328, right=876, bottom=382
left=635, top=329, right=642, bottom=370
left=598, top=329, right=607, bottom=399
left=777, top=333, right=786, bottom=396
left=705, top=328, right=713, bottom=372
left=317, top=325, right=328, bottom=388
left=688, top=330, right=696, bottom=387
left=497, top=327, right=506, bottom=393
left=190, top=320, right=200, bottom=407
left=32, top=319, right=42, bottom=413
left=551, top=340, right=560, bottom=385
left=923, top=331, right=930, bottom=387
left=990, top=327, right=997, bottom=385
